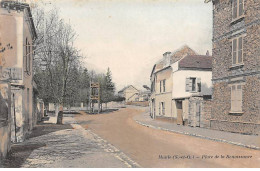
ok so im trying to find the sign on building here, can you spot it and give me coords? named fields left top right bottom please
left=0, top=66, right=22, bottom=81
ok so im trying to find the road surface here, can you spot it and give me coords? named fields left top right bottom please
left=75, top=106, right=260, bottom=168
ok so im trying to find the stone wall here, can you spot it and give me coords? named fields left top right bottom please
left=211, top=76, right=260, bottom=135
left=0, top=83, right=11, bottom=163
left=212, top=0, right=260, bottom=135
left=188, top=96, right=212, bottom=128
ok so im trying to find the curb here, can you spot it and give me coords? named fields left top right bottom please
left=134, top=119, right=260, bottom=151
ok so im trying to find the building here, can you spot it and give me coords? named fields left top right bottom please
left=118, top=85, right=140, bottom=102
left=150, top=45, right=197, bottom=119
left=150, top=45, right=212, bottom=128
left=171, top=54, right=212, bottom=127
left=209, top=0, right=260, bottom=135
left=137, top=90, right=150, bottom=102
left=0, top=1, right=37, bottom=158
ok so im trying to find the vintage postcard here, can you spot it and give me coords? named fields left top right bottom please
left=0, top=0, right=259, bottom=168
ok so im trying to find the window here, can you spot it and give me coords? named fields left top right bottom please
left=191, top=78, right=196, bottom=91
left=25, top=38, right=28, bottom=71
left=160, top=79, right=166, bottom=93
left=25, top=38, right=31, bottom=73
left=186, top=77, right=201, bottom=92
left=232, top=36, right=243, bottom=65
left=232, top=0, right=244, bottom=20
left=231, top=84, right=243, bottom=113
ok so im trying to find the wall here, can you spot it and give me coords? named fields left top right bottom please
left=0, top=83, right=11, bottom=163
left=189, top=96, right=212, bottom=128
left=172, top=69, right=212, bottom=99
left=211, top=0, right=260, bottom=135
left=154, top=67, right=173, bottom=118
left=124, top=86, right=139, bottom=102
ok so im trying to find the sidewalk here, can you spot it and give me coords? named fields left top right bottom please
left=3, top=114, right=140, bottom=168
left=134, top=111, right=260, bottom=150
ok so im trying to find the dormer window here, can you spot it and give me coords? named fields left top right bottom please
left=232, top=0, right=244, bottom=20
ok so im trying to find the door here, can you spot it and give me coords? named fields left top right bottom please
left=152, top=99, right=155, bottom=119
left=196, top=102, right=201, bottom=127
left=176, top=100, right=183, bottom=125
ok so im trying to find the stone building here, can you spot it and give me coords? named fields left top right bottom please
left=209, top=0, right=260, bottom=134
left=0, top=0, right=37, bottom=154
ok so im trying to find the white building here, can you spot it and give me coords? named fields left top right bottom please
left=171, top=55, right=212, bottom=125
left=118, top=85, right=140, bottom=102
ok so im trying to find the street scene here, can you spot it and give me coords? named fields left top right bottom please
left=0, top=0, right=260, bottom=168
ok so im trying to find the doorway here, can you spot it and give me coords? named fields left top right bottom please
left=176, top=100, right=183, bottom=125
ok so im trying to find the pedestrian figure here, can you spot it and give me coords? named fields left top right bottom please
left=57, top=106, right=63, bottom=124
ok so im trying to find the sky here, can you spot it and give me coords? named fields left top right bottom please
left=42, top=0, right=213, bottom=92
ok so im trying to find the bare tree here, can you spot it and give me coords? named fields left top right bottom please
left=32, top=4, right=82, bottom=111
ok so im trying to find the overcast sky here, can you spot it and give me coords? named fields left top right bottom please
left=50, top=0, right=212, bottom=92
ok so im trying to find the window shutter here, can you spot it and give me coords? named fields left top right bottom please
left=238, top=37, right=243, bottom=63
left=233, top=39, right=237, bottom=65
left=239, top=0, right=243, bottom=16
left=237, top=85, right=242, bottom=112
left=186, top=78, right=190, bottom=92
left=197, top=77, right=201, bottom=92
left=163, top=80, right=166, bottom=92
left=160, top=81, right=161, bottom=93
left=231, top=85, right=236, bottom=112
left=232, top=0, right=238, bottom=19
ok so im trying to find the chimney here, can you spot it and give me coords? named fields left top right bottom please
left=206, top=50, right=210, bottom=56
left=163, top=52, right=171, bottom=66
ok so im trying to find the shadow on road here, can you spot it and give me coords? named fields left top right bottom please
left=3, top=143, right=46, bottom=168
left=3, top=123, right=73, bottom=168
left=81, top=109, right=119, bottom=115
left=29, top=123, right=73, bottom=139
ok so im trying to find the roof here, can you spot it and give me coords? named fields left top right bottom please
left=0, top=1, right=37, bottom=39
left=151, top=45, right=197, bottom=77
left=179, top=55, right=212, bottom=70
left=118, top=85, right=139, bottom=93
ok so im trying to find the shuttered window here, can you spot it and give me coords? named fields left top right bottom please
left=160, top=81, right=162, bottom=93
left=231, top=84, right=243, bottom=112
left=232, top=0, right=244, bottom=20
left=160, top=80, right=166, bottom=93
left=186, top=77, right=201, bottom=92
left=197, top=78, right=201, bottom=92
left=232, top=36, right=243, bottom=65
left=163, top=80, right=166, bottom=92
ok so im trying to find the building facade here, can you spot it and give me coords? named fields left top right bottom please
left=118, top=85, right=140, bottom=102
left=210, top=0, right=260, bottom=135
left=0, top=0, right=37, bottom=150
left=171, top=55, right=212, bottom=126
left=150, top=46, right=211, bottom=125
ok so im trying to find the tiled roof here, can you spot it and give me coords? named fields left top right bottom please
left=179, top=55, right=212, bottom=69
left=118, top=85, right=139, bottom=93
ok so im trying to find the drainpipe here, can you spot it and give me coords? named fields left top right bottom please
left=13, top=93, right=17, bottom=143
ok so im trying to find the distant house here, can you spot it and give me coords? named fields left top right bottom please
left=118, top=85, right=140, bottom=102
left=150, top=45, right=213, bottom=127
left=137, top=90, right=150, bottom=102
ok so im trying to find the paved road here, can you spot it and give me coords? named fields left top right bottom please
left=3, top=116, right=139, bottom=168
left=75, top=106, right=260, bottom=168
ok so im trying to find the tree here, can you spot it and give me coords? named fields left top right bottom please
left=32, top=4, right=82, bottom=108
left=101, top=67, right=115, bottom=108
